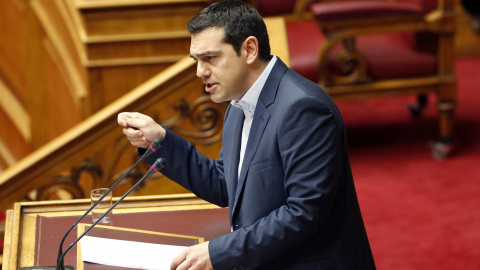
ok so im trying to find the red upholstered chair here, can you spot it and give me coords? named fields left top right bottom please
left=209, top=0, right=457, bottom=159
left=279, top=0, right=457, bottom=159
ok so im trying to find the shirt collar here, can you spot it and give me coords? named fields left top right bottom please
left=231, top=55, right=277, bottom=116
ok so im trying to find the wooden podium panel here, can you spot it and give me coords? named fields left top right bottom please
left=2, top=194, right=230, bottom=270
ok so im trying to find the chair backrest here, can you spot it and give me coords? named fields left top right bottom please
left=339, top=0, right=437, bottom=13
left=206, top=0, right=299, bottom=16
left=420, top=0, right=437, bottom=13
left=255, top=0, right=299, bottom=16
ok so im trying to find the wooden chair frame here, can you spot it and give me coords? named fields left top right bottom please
left=311, top=0, right=457, bottom=159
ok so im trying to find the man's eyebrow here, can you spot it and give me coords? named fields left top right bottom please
left=190, top=50, right=218, bottom=59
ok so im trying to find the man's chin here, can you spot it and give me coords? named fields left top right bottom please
left=209, top=94, right=225, bottom=104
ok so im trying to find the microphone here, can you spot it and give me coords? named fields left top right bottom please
left=56, top=137, right=164, bottom=268
left=48, top=138, right=161, bottom=270
left=56, top=158, right=166, bottom=270
left=142, top=137, right=163, bottom=158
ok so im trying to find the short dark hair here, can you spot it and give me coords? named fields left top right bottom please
left=187, top=0, right=271, bottom=62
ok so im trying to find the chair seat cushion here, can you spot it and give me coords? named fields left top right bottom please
left=285, top=20, right=437, bottom=83
left=358, top=33, right=437, bottom=79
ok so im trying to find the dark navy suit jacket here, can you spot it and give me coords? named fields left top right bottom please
left=146, top=58, right=375, bottom=269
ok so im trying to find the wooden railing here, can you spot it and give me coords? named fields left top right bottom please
left=0, top=0, right=209, bottom=168
left=0, top=0, right=290, bottom=211
left=0, top=56, right=226, bottom=211
left=0, top=7, right=290, bottom=210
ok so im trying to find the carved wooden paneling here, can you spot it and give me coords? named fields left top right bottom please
left=0, top=57, right=226, bottom=210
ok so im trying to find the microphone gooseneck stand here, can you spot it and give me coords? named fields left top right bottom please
left=56, top=158, right=165, bottom=270
left=54, top=138, right=163, bottom=270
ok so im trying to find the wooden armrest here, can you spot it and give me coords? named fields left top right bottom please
left=310, top=1, right=429, bottom=29
left=310, top=1, right=424, bottom=22
left=310, top=1, right=445, bottom=34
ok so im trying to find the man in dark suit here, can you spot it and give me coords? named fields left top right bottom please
left=118, top=1, right=375, bottom=269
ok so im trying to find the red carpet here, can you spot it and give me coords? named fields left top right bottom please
left=1, top=58, right=479, bottom=267
left=339, top=57, right=480, bottom=269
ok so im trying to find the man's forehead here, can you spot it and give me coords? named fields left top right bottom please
left=190, top=28, right=228, bottom=56
left=191, top=27, right=224, bottom=44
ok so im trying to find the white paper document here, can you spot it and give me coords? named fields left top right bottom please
left=80, top=236, right=187, bottom=270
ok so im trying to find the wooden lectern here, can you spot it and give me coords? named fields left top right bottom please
left=2, top=194, right=230, bottom=270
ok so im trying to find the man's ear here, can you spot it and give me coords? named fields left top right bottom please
left=243, top=36, right=259, bottom=65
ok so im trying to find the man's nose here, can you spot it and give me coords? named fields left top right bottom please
left=196, top=62, right=210, bottom=78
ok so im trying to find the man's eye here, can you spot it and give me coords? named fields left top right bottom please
left=207, top=56, right=215, bottom=60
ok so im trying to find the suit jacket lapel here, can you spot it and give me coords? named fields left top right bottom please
left=236, top=102, right=270, bottom=189
left=226, top=107, right=244, bottom=224
left=231, top=58, right=288, bottom=215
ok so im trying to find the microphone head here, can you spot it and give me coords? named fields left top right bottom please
left=142, top=137, right=164, bottom=159
left=152, top=158, right=166, bottom=172
left=151, top=137, right=164, bottom=151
